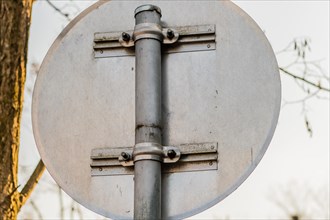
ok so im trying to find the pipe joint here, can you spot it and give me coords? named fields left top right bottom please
left=133, top=23, right=163, bottom=42
left=133, top=142, right=163, bottom=162
left=134, top=5, right=162, bottom=18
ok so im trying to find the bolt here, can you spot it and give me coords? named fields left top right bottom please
left=167, top=150, right=176, bottom=159
left=209, top=162, right=213, bottom=166
left=207, top=44, right=211, bottom=48
left=167, top=29, right=175, bottom=40
left=121, top=152, right=130, bottom=161
left=99, top=168, right=103, bottom=171
left=211, top=145, right=215, bottom=149
left=122, top=32, right=130, bottom=42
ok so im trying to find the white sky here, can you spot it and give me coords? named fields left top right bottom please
left=19, top=1, right=329, bottom=219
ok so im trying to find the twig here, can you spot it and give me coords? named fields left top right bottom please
left=59, top=185, right=64, bottom=219
left=75, top=201, right=84, bottom=220
left=45, top=0, right=71, bottom=21
left=18, top=160, right=46, bottom=210
left=30, top=200, right=43, bottom=219
left=282, top=89, right=320, bottom=107
left=279, top=67, right=330, bottom=92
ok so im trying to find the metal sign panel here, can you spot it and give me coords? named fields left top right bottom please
left=32, top=1, right=281, bottom=219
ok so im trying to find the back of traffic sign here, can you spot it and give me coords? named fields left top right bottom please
left=32, top=1, right=281, bottom=219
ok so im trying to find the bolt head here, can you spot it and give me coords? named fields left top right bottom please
left=167, top=149, right=176, bottom=159
left=121, top=152, right=130, bottom=160
left=167, top=29, right=175, bottom=39
left=122, top=32, right=130, bottom=42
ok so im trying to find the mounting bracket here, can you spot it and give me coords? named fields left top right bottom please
left=93, top=24, right=216, bottom=58
left=90, top=142, right=218, bottom=176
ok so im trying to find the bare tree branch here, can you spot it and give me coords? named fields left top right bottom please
left=280, top=67, right=330, bottom=92
left=29, top=200, right=43, bottom=219
left=58, top=185, right=64, bottom=219
left=277, top=37, right=329, bottom=136
left=278, top=37, right=329, bottom=93
left=282, top=89, right=320, bottom=107
left=75, top=202, right=84, bottom=220
left=70, top=199, right=84, bottom=220
left=18, top=160, right=45, bottom=210
left=269, top=183, right=329, bottom=219
left=45, top=0, right=71, bottom=21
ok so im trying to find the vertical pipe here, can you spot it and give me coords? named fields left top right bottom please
left=133, top=5, right=162, bottom=220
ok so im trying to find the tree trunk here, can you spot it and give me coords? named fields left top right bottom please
left=0, top=0, right=33, bottom=218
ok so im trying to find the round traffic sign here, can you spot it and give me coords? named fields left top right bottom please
left=32, top=1, right=281, bottom=219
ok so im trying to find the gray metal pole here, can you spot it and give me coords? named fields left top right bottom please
left=133, top=5, right=163, bottom=220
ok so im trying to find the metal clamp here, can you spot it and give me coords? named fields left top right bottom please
left=133, top=142, right=163, bottom=162
left=133, top=23, right=164, bottom=42
left=134, top=5, right=162, bottom=17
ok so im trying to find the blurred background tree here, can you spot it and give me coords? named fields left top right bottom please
left=0, top=1, right=45, bottom=219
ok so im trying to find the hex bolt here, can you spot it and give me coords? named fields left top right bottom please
left=122, top=32, right=130, bottom=42
left=121, top=152, right=130, bottom=161
left=167, top=29, right=175, bottom=40
left=167, top=150, right=176, bottom=159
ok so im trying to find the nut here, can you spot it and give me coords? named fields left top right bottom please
left=121, top=152, right=130, bottom=161
left=167, top=29, right=175, bottom=39
left=167, top=149, right=176, bottom=159
left=122, top=32, right=130, bottom=42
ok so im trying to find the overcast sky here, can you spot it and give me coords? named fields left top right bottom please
left=19, top=1, right=329, bottom=219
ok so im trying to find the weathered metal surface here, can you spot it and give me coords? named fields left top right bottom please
left=32, top=1, right=281, bottom=219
